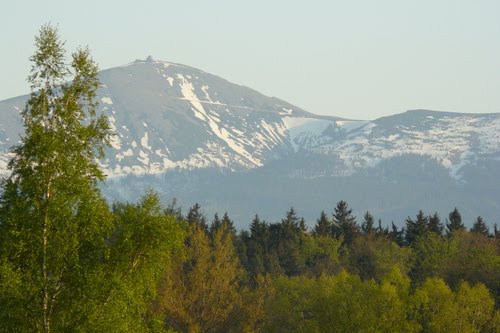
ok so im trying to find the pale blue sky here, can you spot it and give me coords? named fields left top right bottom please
left=1, top=0, right=499, bottom=119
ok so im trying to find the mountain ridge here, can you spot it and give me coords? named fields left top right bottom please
left=0, top=59, right=499, bottom=226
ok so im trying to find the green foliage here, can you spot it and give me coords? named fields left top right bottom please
left=410, top=232, right=457, bottom=285
left=0, top=25, right=184, bottom=333
left=349, top=235, right=412, bottom=281
left=262, top=270, right=419, bottom=333
left=0, top=24, right=113, bottom=333
left=302, top=235, right=342, bottom=276
left=411, top=278, right=496, bottom=333
left=2, top=26, right=499, bottom=333
left=84, top=191, right=184, bottom=333
left=263, top=276, right=320, bottom=333
left=443, top=231, right=500, bottom=303
left=158, top=222, right=243, bottom=333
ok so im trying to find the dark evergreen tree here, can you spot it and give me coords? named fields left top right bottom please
left=281, top=207, right=301, bottom=230
left=221, top=212, right=237, bottom=239
left=247, top=215, right=272, bottom=278
left=250, top=214, right=264, bottom=239
left=361, top=211, right=375, bottom=236
left=269, top=208, right=305, bottom=276
left=210, top=213, right=222, bottom=236
left=375, top=219, right=384, bottom=236
left=314, top=210, right=331, bottom=236
left=236, top=230, right=250, bottom=273
left=405, top=210, right=429, bottom=245
left=470, top=216, right=489, bottom=236
left=299, top=217, right=307, bottom=233
left=389, top=222, right=405, bottom=246
left=428, top=212, right=444, bottom=235
left=446, top=208, right=465, bottom=236
left=186, top=203, right=208, bottom=231
left=332, top=200, right=359, bottom=245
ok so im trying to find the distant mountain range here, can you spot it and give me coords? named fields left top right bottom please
left=1, top=58, right=499, bottom=228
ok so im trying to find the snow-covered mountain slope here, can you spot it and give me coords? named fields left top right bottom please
left=0, top=59, right=499, bottom=183
left=0, top=59, right=342, bottom=177
left=289, top=110, right=500, bottom=179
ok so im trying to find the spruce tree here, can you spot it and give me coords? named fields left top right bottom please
left=332, top=200, right=359, bottom=245
left=428, top=212, right=444, bottom=235
left=250, top=214, right=264, bottom=240
left=314, top=210, right=332, bottom=236
left=446, top=207, right=465, bottom=236
left=186, top=203, right=207, bottom=230
left=389, top=222, right=405, bottom=246
left=470, top=216, right=489, bottom=236
left=0, top=24, right=111, bottom=332
left=404, top=210, right=429, bottom=245
left=375, top=219, right=385, bottom=236
left=209, top=212, right=222, bottom=237
left=361, top=211, right=375, bottom=236
left=247, top=215, right=275, bottom=277
left=275, top=208, right=304, bottom=276
left=221, top=212, right=236, bottom=235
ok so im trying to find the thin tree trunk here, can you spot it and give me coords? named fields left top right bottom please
left=42, top=178, right=52, bottom=333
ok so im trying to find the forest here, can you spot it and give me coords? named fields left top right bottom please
left=0, top=25, right=498, bottom=333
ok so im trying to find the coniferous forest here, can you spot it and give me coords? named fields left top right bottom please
left=0, top=25, right=499, bottom=333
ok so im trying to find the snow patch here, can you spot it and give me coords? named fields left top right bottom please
left=101, top=97, right=113, bottom=105
left=138, top=150, right=149, bottom=165
left=123, top=149, right=133, bottom=157
left=178, top=74, right=207, bottom=121
left=141, top=132, right=152, bottom=150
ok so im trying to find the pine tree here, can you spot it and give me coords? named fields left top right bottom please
left=389, top=222, right=405, bottom=246
left=299, top=217, right=307, bottom=232
left=221, top=212, right=236, bottom=234
left=405, top=210, right=429, bottom=245
left=361, top=211, right=375, bottom=236
left=375, top=219, right=386, bottom=236
left=332, top=200, right=359, bottom=245
left=275, top=208, right=304, bottom=276
left=470, top=216, right=489, bottom=236
left=0, top=25, right=112, bottom=332
left=210, top=212, right=222, bottom=236
left=428, top=212, right=444, bottom=235
left=246, top=215, right=270, bottom=279
left=446, top=208, right=465, bottom=236
left=250, top=214, right=264, bottom=239
left=186, top=203, right=208, bottom=230
left=314, top=210, right=332, bottom=236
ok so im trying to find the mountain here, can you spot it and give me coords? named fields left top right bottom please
left=1, top=58, right=499, bottom=228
